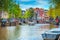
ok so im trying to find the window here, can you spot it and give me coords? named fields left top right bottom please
left=52, top=31, right=60, bottom=33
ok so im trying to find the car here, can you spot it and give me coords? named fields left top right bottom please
left=9, top=18, right=16, bottom=26
left=1, top=19, right=8, bottom=27
left=42, top=28, right=60, bottom=40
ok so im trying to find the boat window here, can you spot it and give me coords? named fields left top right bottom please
left=51, top=31, right=60, bottom=33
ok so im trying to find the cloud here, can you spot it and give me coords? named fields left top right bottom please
left=20, top=0, right=49, bottom=10
left=20, top=3, right=49, bottom=10
left=36, top=0, right=49, bottom=5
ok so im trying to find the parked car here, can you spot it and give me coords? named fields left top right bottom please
left=1, top=19, right=8, bottom=27
left=42, top=28, right=60, bottom=40
left=9, top=18, right=16, bottom=26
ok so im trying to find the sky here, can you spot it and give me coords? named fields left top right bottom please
left=17, top=0, right=50, bottom=10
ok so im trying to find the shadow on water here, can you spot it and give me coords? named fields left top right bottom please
left=50, top=23, right=55, bottom=29
left=0, top=27, right=8, bottom=40
left=14, top=25, right=21, bottom=40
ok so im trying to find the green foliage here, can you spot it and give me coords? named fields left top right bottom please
left=24, top=10, right=30, bottom=18
left=0, top=0, right=8, bottom=11
left=29, top=8, right=34, bottom=18
left=0, top=0, right=22, bottom=18
left=8, top=3, right=22, bottom=18
left=24, top=8, right=34, bottom=19
left=50, top=0, right=60, bottom=16
left=49, top=0, right=60, bottom=29
left=48, top=7, right=56, bottom=19
left=0, top=0, right=13, bottom=11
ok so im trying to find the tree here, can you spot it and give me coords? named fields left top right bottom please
left=49, top=0, right=60, bottom=29
left=0, top=0, right=22, bottom=19
left=8, top=3, right=22, bottom=18
left=48, top=6, right=56, bottom=19
left=0, top=0, right=14, bottom=18
left=0, top=0, right=13, bottom=19
left=29, top=8, right=34, bottom=18
left=0, top=0, right=8, bottom=11
left=0, top=0, right=14, bottom=11
left=50, top=0, right=60, bottom=16
left=24, top=8, right=34, bottom=19
left=24, top=10, right=30, bottom=19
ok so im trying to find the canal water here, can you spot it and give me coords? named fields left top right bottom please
left=0, top=24, right=50, bottom=40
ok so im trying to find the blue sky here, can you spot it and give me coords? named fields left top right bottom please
left=17, top=0, right=50, bottom=10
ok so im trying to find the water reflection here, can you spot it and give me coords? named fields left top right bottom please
left=14, top=25, right=21, bottom=40
left=7, top=26, right=21, bottom=40
left=0, top=27, right=8, bottom=40
left=0, top=24, right=50, bottom=40
left=0, top=25, right=21, bottom=40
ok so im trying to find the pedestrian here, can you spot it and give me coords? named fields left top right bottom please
left=55, top=16, right=59, bottom=28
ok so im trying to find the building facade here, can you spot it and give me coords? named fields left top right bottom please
left=34, top=8, right=48, bottom=23
left=0, top=11, right=8, bottom=19
left=34, top=8, right=45, bottom=20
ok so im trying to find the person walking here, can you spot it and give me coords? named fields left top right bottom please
left=55, top=16, right=59, bottom=28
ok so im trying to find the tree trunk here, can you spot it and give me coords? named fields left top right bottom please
left=0, top=11, right=2, bottom=26
left=0, top=11, right=2, bottom=19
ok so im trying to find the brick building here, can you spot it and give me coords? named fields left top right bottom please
left=34, top=8, right=45, bottom=23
